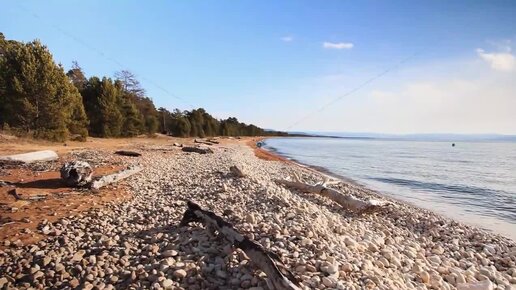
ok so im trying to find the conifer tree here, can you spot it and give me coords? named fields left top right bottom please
left=0, top=35, right=88, bottom=141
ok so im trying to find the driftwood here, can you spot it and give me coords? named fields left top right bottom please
left=0, top=150, right=58, bottom=164
left=181, top=146, right=213, bottom=154
left=276, top=174, right=386, bottom=212
left=8, top=189, right=47, bottom=201
left=180, top=201, right=302, bottom=290
left=229, top=165, right=245, bottom=178
left=194, top=139, right=218, bottom=146
left=114, top=150, right=142, bottom=157
left=90, top=165, right=142, bottom=190
left=207, top=139, right=220, bottom=144
left=60, top=161, right=93, bottom=187
left=172, top=143, right=183, bottom=147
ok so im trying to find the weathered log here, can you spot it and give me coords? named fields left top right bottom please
left=229, top=165, right=245, bottom=178
left=90, top=165, right=142, bottom=190
left=207, top=139, right=220, bottom=144
left=194, top=139, right=216, bottom=145
left=0, top=150, right=58, bottom=164
left=180, top=201, right=302, bottom=290
left=181, top=146, right=213, bottom=154
left=60, top=161, right=94, bottom=187
left=114, top=150, right=142, bottom=157
left=275, top=175, right=386, bottom=212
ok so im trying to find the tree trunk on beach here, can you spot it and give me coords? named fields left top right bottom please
left=181, top=146, right=213, bottom=154
left=60, top=161, right=94, bottom=187
left=180, top=201, right=302, bottom=290
left=90, top=165, right=142, bottom=190
left=275, top=174, right=386, bottom=212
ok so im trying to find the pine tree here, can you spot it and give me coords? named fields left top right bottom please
left=0, top=36, right=88, bottom=141
left=82, top=77, right=123, bottom=137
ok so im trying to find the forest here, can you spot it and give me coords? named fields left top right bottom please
left=0, top=33, right=286, bottom=141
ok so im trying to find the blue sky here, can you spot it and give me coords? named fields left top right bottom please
left=1, top=1, right=515, bottom=134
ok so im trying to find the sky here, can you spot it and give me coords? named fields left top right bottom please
left=1, top=1, right=515, bottom=134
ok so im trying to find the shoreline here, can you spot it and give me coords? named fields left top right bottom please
left=1, top=136, right=515, bottom=289
left=255, top=137, right=516, bottom=243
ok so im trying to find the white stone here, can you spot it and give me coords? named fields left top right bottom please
left=457, top=280, right=494, bottom=290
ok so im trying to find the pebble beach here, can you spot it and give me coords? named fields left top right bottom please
left=1, top=140, right=515, bottom=290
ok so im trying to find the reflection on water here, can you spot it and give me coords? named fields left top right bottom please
left=264, top=137, right=516, bottom=240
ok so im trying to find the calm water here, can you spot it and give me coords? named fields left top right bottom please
left=264, top=137, right=516, bottom=240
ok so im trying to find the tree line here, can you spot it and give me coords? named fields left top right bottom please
left=0, top=33, right=286, bottom=141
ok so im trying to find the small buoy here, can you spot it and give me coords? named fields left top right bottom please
left=256, top=142, right=263, bottom=148
left=452, top=143, right=455, bottom=147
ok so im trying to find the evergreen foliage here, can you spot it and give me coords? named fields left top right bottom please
left=0, top=34, right=287, bottom=140
left=0, top=33, right=88, bottom=141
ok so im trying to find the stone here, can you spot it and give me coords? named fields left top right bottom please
left=321, top=264, right=338, bottom=274
left=457, top=280, right=494, bottom=290
left=420, top=271, right=430, bottom=283
left=322, top=276, right=337, bottom=287
left=162, top=250, right=178, bottom=257
left=432, top=245, right=445, bottom=255
left=70, top=278, right=80, bottom=288
left=428, top=255, right=442, bottom=264
left=343, top=236, right=358, bottom=247
left=72, top=250, right=85, bottom=262
left=162, top=279, right=173, bottom=288
left=173, top=269, right=187, bottom=279
left=342, top=263, right=353, bottom=272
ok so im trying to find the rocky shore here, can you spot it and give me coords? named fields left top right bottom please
left=1, top=141, right=515, bottom=290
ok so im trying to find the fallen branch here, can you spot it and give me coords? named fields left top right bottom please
left=229, top=165, right=245, bottom=178
left=114, top=150, right=142, bottom=157
left=90, top=165, right=142, bottom=190
left=181, top=146, right=213, bottom=154
left=180, top=201, right=302, bottom=290
left=275, top=174, right=385, bottom=212
left=60, top=161, right=93, bottom=187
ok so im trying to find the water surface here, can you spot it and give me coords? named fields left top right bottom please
left=264, top=137, right=516, bottom=240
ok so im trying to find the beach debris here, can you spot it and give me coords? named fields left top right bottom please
left=181, top=146, right=214, bottom=154
left=0, top=150, right=58, bottom=165
left=0, top=180, right=13, bottom=186
left=194, top=138, right=219, bottom=146
left=207, top=138, right=220, bottom=144
left=172, top=142, right=183, bottom=147
left=7, top=188, right=47, bottom=201
left=8, top=188, right=22, bottom=200
left=90, top=165, right=143, bottom=190
left=114, top=150, right=142, bottom=157
left=229, top=165, right=245, bottom=178
left=180, top=201, right=302, bottom=290
left=60, top=161, right=94, bottom=187
left=275, top=173, right=386, bottom=212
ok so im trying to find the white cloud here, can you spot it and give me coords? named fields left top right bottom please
left=281, top=36, right=294, bottom=42
left=323, top=41, right=353, bottom=49
left=476, top=48, right=515, bottom=72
